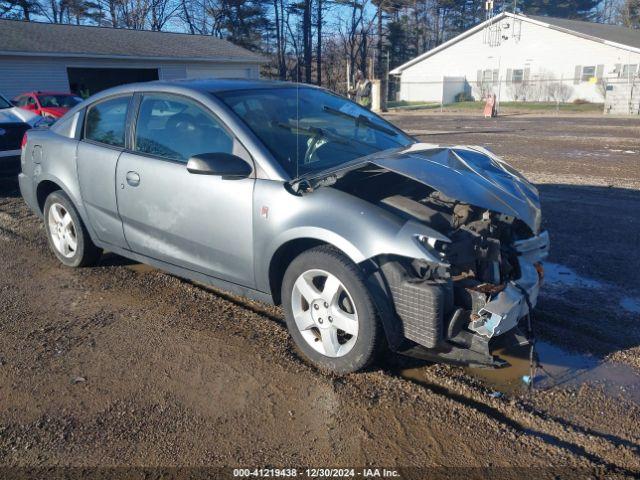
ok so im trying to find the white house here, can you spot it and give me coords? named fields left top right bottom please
left=0, top=19, right=265, bottom=98
left=390, top=13, right=640, bottom=105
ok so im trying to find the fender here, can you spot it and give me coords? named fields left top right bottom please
left=253, top=180, right=448, bottom=293
left=34, top=173, right=100, bottom=247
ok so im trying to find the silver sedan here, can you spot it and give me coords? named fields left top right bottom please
left=19, top=79, right=549, bottom=373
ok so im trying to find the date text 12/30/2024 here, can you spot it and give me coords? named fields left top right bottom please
left=233, top=468, right=401, bottom=478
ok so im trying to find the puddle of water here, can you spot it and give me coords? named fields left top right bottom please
left=544, top=263, right=640, bottom=315
left=620, top=297, right=640, bottom=314
left=609, top=149, right=639, bottom=154
left=543, top=263, right=604, bottom=289
left=468, top=342, right=640, bottom=401
left=566, top=150, right=612, bottom=159
left=401, top=341, right=640, bottom=402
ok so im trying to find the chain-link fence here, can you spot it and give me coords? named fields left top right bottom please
left=387, top=75, right=640, bottom=114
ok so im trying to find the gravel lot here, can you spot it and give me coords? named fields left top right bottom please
left=0, top=112, right=639, bottom=477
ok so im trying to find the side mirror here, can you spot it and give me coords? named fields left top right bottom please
left=186, top=152, right=252, bottom=180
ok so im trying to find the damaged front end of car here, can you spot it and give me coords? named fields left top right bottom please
left=290, top=144, right=550, bottom=369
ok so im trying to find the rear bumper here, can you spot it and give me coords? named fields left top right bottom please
left=0, top=151, right=20, bottom=173
left=18, top=172, right=40, bottom=217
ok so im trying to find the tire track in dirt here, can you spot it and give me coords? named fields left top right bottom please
left=1, top=193, right=637, bottom=474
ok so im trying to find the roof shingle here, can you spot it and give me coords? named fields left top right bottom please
left=529, top=15, right=640, bottom=50
left=0, top=19, right=265, bottom=63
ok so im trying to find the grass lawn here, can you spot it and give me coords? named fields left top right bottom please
left=386, top=100, right=440, bottom=110
left=388, top=100, right=604, bottom=113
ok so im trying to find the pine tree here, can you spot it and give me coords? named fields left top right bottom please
left=521, top=0, right=602, bottom=19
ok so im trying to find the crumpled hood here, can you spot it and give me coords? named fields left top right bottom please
left=368, top=144, right=542, bottom=233
left=0, top=107, right=39, bottom=126
left=296, top=143, right=542, bottom=233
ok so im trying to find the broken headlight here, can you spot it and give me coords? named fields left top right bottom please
left=415, top=234, right=449, bottom=260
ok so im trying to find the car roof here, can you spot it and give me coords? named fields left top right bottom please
left=14, top=91, right=75, bottom=98
left=58, top=78, right=325, bottom=124
left=91, top=78, right=317, bottom=98
left=155, top=78, right=308, bottom=92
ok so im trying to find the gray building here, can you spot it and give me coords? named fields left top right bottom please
left=0, top=19, right=265, bottom=98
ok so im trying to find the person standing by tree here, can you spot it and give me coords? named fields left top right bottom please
left=349, top=70, right=372, bottom=109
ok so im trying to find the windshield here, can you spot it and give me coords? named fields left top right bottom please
left=216, top=87, right=414, bottom=177
left=0, top=95, right=11, bottom=109
left=37, top=95, right=82, bottom=109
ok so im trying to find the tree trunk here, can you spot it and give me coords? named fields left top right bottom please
left=316, top=0, right=322, bottom=85
left=20, top=0, right=31, bottom=20
left=181, top=0, right=195, bottom=34
left=303, top=0, right=312, bottom=83
left=376, top=1, right=383, bottom=79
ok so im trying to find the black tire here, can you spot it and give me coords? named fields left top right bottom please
left=43, top=190, right=101, bottom=267
left=281, top=246, right=383, bottom=374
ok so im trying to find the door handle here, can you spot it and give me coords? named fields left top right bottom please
left=126, top=171, right=140, bottom=187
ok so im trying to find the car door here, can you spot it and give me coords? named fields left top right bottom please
left=115, top=92, right=255, bottom=286
left=76, top=95, right=132, bottom=249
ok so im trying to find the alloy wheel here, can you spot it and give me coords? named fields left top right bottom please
left=48, top=203, right=77, bottom=258
left=291, top=269, right=359, bottom=358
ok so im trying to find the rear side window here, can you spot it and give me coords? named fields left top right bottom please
left=85, top=96, right=130, bottom=147
left=134, top=93, right=233, bottom=163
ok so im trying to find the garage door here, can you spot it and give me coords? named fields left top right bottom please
left=186, top=65, right=252, bottom=79
left=67, top=67, right=159, bottom=97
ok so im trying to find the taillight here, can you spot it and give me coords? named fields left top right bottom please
left=21, top=132, right=28, bottom=149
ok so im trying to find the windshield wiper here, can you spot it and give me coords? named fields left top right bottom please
left=322, top=106, right=398, bottom=136
left=275, top=122, right=351, bottom=145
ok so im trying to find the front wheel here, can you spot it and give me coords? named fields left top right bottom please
left=44, top=190, right=101, bottom=267
left=281, top=246, right=383, bottom=374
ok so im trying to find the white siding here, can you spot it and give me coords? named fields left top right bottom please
left=0, top=56, right=70, bottom=97
left=397, top=18, right=640, bottom=103
left=186, top=64, right=259, bottom=79
left=159, top=64, right=188, bottom=80
left=0, top=55, right=258, bottom=98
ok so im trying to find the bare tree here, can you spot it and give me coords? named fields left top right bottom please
left=0, top=0, right=42, bottom=20
left=619, top=0, right=640, bottom=28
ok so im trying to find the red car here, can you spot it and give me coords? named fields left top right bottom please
left=12, top=91, right=83, bottom=119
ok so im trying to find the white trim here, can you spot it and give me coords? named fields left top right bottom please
left=0, top=50, right=265, bottom=64
left=390, top=12, right=640, bottom=75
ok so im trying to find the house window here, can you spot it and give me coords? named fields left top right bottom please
left=581, top=66, right=596, bottom=82
left=482, top=69, right=494, bottom=83
left=622, top=64, right=638, bottom=79
left=512, top=69, right=524, bottom=83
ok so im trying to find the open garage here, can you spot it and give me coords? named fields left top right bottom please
left=0, top=19, right=264, bottom=98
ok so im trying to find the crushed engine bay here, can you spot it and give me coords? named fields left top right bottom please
left=339, top=172, right=546, bottom=364
left=291, top=145, right=550, bottom=366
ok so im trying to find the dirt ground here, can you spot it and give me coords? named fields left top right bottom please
left=1, top=112, right=639, bottom=478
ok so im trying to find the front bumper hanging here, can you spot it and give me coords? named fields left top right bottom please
left=387, top=231, right=549, bottom=368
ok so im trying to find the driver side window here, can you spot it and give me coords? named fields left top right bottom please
left=134, top=93, right=233, bottom=163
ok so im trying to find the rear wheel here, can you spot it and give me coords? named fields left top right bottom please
left=44, top=190, right=101, bottom=267
left=282, top=246, right=382, bottom=374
